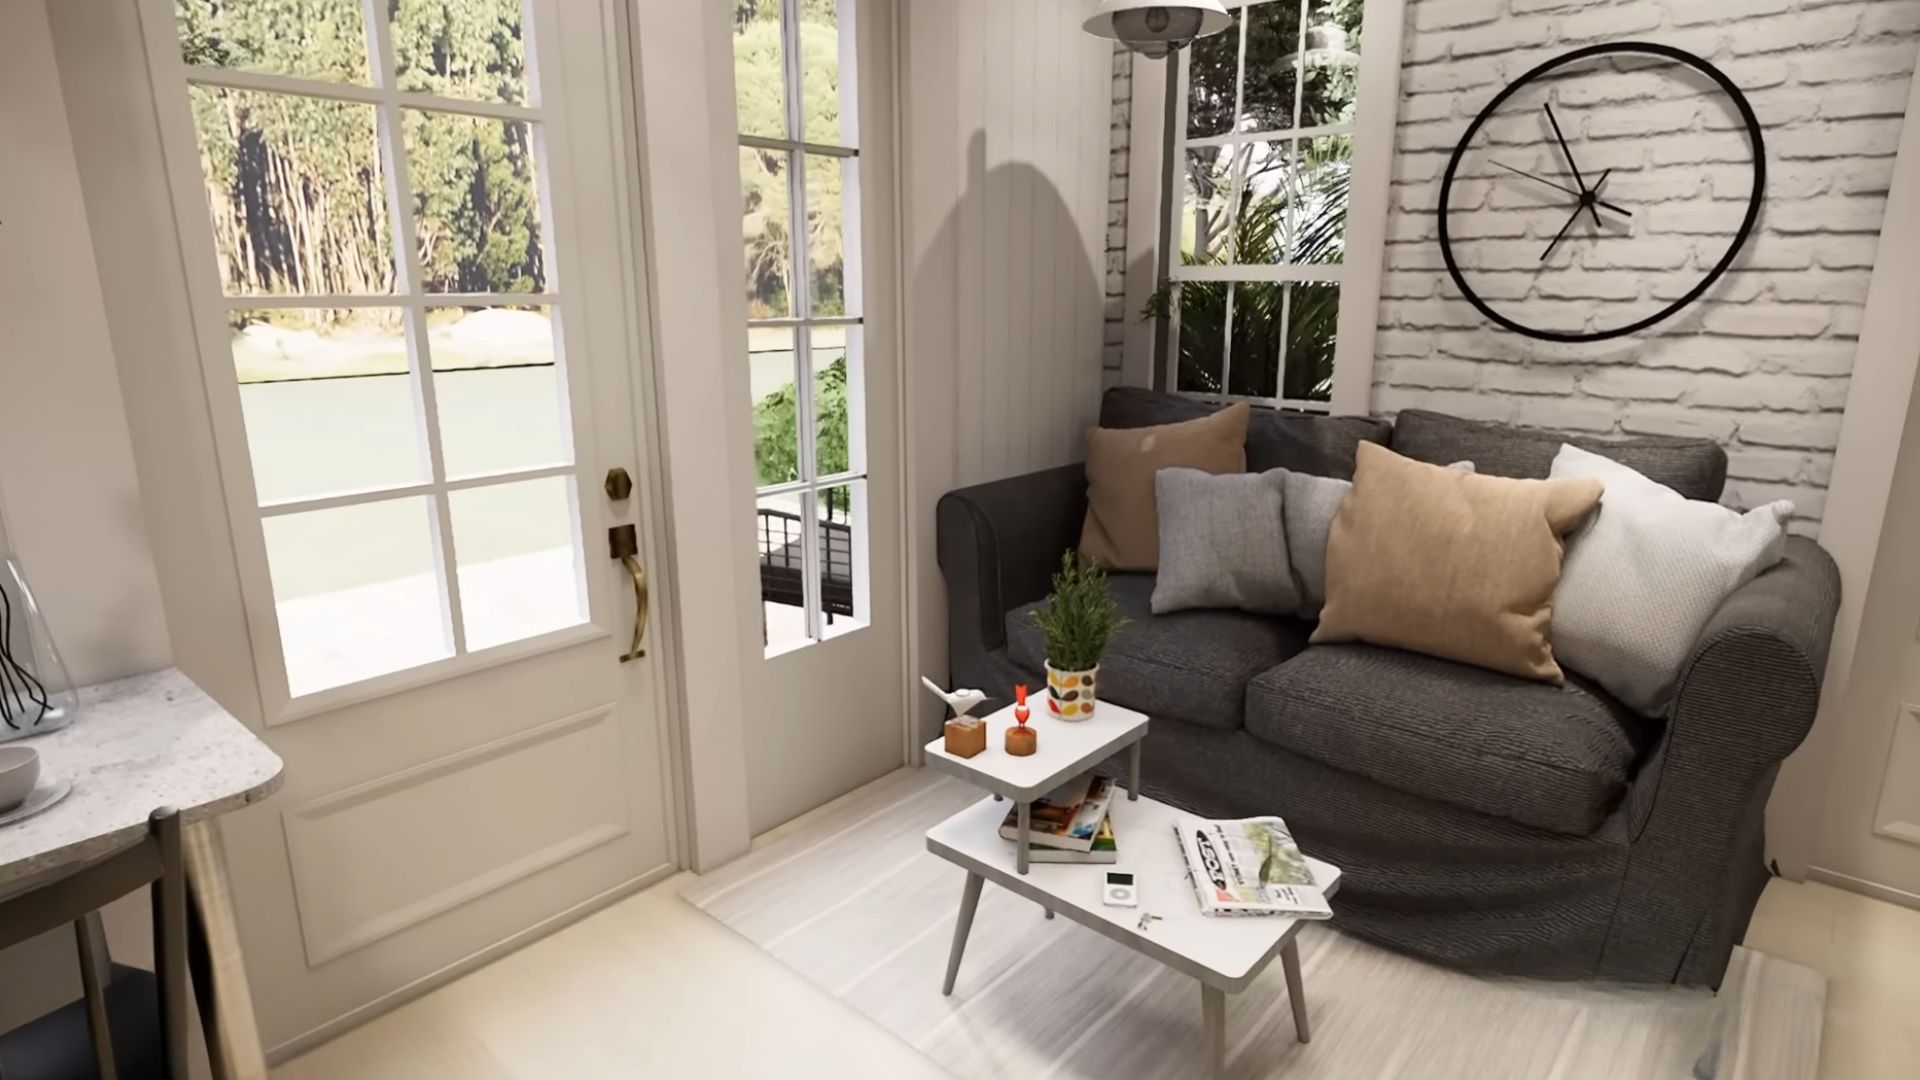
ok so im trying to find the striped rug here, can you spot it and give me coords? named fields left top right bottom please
left=683, top=768, right=1822, bottom=1080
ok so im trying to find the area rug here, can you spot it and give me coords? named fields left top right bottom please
left=682, top=768, right=1823, bottom=1080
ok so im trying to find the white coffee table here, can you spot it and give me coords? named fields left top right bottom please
left=927, top=791, right=1341, bottom=1080
left=921, top=697, right=1148, bottom=873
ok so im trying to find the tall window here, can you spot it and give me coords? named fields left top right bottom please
left=732, top=0, right=867, bottom=653
left=167, top=0, right=589, bottom=701
left=1165, top=0, right=1364, bottom=408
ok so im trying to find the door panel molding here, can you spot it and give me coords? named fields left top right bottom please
left=1872, top=702, right=1920, bottom=848
left=283, top=706, right=628, bottom=966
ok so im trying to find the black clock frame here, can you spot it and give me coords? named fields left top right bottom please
left=1437, top=42, right=1767, bottom=344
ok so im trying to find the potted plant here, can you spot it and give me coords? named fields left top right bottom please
left=1031, top=552, right=1127, bottom=721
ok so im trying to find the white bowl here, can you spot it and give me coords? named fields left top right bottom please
left=0, top=747, right=40, bottom=812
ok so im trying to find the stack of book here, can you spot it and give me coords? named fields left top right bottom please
left=1173, top=814, right=1332, bottom=919
left=997, top=775, right=1118, bottom=863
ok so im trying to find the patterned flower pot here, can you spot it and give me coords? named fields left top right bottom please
left=1045, top=662, right=1098, bottom=721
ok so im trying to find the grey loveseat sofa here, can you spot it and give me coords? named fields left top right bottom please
left=936, top=387, right=1840, bottom=985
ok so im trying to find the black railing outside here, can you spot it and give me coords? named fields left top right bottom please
left=757, top=498, right=854, bottom=629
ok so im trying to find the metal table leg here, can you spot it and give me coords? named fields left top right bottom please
left=942, top=872, right=984, bottom=996
left=1129, top=740, right=1142, bottom=800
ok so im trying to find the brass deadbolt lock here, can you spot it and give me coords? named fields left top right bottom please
left=604, top=467, right=634, bottom=501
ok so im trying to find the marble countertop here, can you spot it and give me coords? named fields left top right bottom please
left=0, top=668, right=283, bottom=888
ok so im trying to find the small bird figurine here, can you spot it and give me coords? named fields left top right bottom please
left=1013, top=684, right=1030, bottom=726
left=920, top=676, right=988, bottom=720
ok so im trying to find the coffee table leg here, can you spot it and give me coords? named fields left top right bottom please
left=1016, top=800, right=1031, bottom=875
left=942, top=872, right=985, bottom=996
left=1129, top=741, right=1142, bottom=801
left=1282, top=937, right=1310, bottom=1043
left=1201, top=983, right=1227, bottom=1080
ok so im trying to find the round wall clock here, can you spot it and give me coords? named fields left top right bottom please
left=1438, top=42, right=1766, bottom=343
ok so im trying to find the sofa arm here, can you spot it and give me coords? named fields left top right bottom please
left=1662, top=535, right=1841, bottom=772
left=1606, top=536, right=1840, bottom=981
left=936, top=463, right=1088, bottom=656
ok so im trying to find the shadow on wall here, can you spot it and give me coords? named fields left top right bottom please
left=910, top=129, right=1105, bottom=743
left=931, top=130, right=1105, bottom=487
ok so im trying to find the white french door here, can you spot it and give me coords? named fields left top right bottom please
left=141, top=0, right=678, bottom=1052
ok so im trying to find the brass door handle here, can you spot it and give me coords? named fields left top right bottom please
left=610, top=524, right=647, bottom=662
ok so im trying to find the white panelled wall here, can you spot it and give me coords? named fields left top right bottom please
left=903, top=0, right=1122, bottom=738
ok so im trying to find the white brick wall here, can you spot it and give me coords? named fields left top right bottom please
left=1105, top=45, right=1131, bottom=373
left=1378, top=0, right=1920, bottom=531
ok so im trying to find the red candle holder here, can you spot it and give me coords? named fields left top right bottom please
left=1006, top=684, right=1037, bottom=756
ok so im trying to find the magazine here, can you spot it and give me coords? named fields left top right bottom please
left=998, top=775, right=1115, bottom=852
left=1173, top=814, right=1332, bottom=919
left=1024, top=816, right=1118, bottom=863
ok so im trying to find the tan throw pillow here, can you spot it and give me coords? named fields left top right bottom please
left=1079, top=403, right=1249, bottom=571
left=1313, top=441, right=1602, bottom=683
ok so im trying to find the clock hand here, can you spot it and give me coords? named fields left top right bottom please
left=1492, top=160, right=1580, bottom=198
left=1544, top=102, right=1588, bottom=194
left=1541, top=203, right=1583, bottom=263
left=1494, top=160, right=1635, bottom=218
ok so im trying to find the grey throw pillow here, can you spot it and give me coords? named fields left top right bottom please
left=1281, top=471, right=1350, bottom=618
left=1151, top=468, right=1298, bottom=615
left=1550, top=444, right=1791, bottom=715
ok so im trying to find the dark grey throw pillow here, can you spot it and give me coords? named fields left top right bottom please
left=1151, top=468, right=1298, bottom=615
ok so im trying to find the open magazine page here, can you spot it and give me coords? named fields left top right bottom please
left=1174, top=815, right=1332, bottom=919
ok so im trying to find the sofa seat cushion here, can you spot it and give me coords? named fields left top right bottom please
left=1007, top=573, right=1312, bottom=730
left=1245, top=644, right=1650, bottom=835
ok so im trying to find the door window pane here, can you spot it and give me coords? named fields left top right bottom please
left=404, top=110, right=547, bottom=293
left=734, top=0, right=787, bottom=139
left=265, top=497, right=451, bottom=697
left=750, top=328, right=800, bottom=486
left=757, top=492, right=812, bottom=652
left=806, top=154, right=854, bottom=317
left=799, top=0, right=855, bottom=146
left=232, top=308, right=425, bottom=504
left=189, top=87, right=393, bottom=296
left=818, top=481, right=863, bottom=639
left=175, top=0, right=370, bottom=84
left=1176, top=282, right=1227, bottom=394
left=449, top=477, right=587, bottom=651
left=390, top=0, right=529, bottom=105
left=1185, top=14, right=1240, bottom=139
left=740, top=147, right=793, bottom=318
left=428, top=306, right=568, bottom=480
left=812, top=326, right=853, bottom=478
left=1241, top=0, right=1301, bottom=134
left=1286, top=283, right=1340, bottom=403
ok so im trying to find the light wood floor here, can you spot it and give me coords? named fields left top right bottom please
left=273, top=776, right=1920, bottom=1080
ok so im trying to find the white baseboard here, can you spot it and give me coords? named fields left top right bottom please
left=1805, top=865, right=1920, bottom=912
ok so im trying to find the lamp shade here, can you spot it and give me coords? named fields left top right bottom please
left=1084, top=0, right=1233, bottom=58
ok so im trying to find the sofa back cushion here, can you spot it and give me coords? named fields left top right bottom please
left=1099, top=387, right=1390, bottom=479
left=1391, top=409, right=1728, bottom=502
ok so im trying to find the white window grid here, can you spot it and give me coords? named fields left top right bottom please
left=742, top=0, right=868, bottom=648
left=1166, top=0, right=1357, bottom=411
left=159, top=0, right=595, bottom=702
